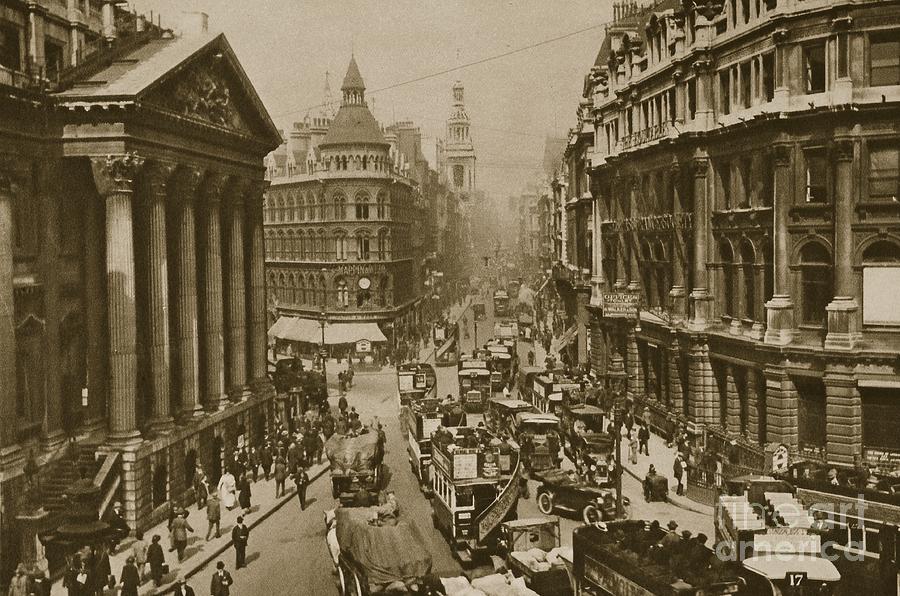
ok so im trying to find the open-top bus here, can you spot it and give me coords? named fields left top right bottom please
left=402, top=397, right=444, bottom=494
left=396, top=362, right=437, bottom=411
left=493, top=290, right=510, bottom=318
left=432, top=320, right=460, bottom=367
left=430, top=425, right=521, bottom=566
left=457, top=356, right=492, bottom=416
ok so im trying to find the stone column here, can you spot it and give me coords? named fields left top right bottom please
left=668, top=343, right=684, bottom=416
left=245, top=181, right=270, bottom=391
left=687, top=340, right=716, bottom=425
left=90, top=154, right=145, bottom=445
left=82, top=165, right=107, bottom=433
left=764, top=365, right=798, bottom=451
left=765, top=143, right=795, bottom=344
left=0, top=161, right=18, bottom=452
left=627, top=182, right=641, bottom=293
left=689, top=157, right=711, bottom=329
left=172, top=167, right=203, bottom=419
left=199, top=174, right=227, bottom=412
left=669, top=166, right=686, bottom=322
left=625, top=328, right=644, bottom=400
left=590, top=194, right=603, bottom=307
left=824, top=364, right=862, bottom=465
left=145, top=163, right=175, bottom=434
left=724, top=364, right=741, bottom=434
left=825, top=140, right=860, bottom=350
left=224, top=179, right=250, bottom=401
left=746, top=370, right=760, bottom=442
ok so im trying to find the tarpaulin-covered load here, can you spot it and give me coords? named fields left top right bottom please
left=326, top=432, right=379, bottom=475
left=335, top=507, right=433, bottom=589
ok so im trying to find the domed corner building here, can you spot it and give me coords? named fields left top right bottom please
left=263, top=56, right=426, bottom=365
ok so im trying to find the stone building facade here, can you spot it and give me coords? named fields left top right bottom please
left=0, top=4, right=280, bottom=582
left=264, top=58, right=424, bottom=337
left=573, top=0, right=900, bottom=470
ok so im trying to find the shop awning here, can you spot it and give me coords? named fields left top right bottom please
left=269, top=317, right=387, bottom=345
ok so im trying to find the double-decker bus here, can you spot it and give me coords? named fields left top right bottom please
left=396, top=362, right=436, bottom=411
left=457, top=356, right=492, bottom=416
left=402, top=397, right=444, bottom=494
left=430, top=425, right=520, bottom=566
left=493, top=290, right=510, bottom=318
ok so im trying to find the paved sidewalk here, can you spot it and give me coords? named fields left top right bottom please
left=619, top=430, right=714, bottom=516
left=51, top=461, right=330, bottom=596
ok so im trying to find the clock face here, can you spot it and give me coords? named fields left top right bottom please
left=358, top=277, right=371, bottom=290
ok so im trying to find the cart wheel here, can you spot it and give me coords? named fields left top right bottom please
left=536, top=491, right=554, bottom=515
left=582, top=504, right=601, bottom=526
left=352, top=571, right=364, bottom=596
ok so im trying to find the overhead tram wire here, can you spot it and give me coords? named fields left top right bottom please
left=271, top=18, right=612, bottom=120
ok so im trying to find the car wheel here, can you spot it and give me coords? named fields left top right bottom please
left=537, top=491, right=554, bottom=515
left=582, top=503, right=601, bottom=525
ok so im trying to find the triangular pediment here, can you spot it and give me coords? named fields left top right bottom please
left=140, top=36, right=280, bottom=145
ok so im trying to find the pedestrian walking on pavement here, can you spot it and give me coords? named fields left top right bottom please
left=206, top=490, right=221, bottom=541
left=231, top=517, right=250, bottom=569
left=274, top=455, right=287, bottom=498
left=629, top=434, right=639, bottom=465
left=210, top=562, right=233, bottom=596
left=118, top=556, right=140, bottom=596
left=295, top=467, right=310, bottom=510
left=193, top=464, right=208, bottom=510
left=174, top=577, right=195, bottom=596
left=93, top=544, right=112, bottom=596
left=170, top=509, right=194, bottom=562
left=673, top=454, right=685, bottom=496
left=146, top=535, right=165, bottom=587
left=8, top=564, right=28, bottom=596
left=638, top=424, right=650, bottom=456
left=238, top=473, right=252, bottom=514
left=130, top=531, right=148, bottom=581
left=260, top=443, right=273, bottom=480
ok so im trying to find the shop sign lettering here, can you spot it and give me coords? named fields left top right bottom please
left=583, top=556, right=655, bottom=596
left=477, top=475, right=519, bottom=541
left=602, top=292, right=640, bottom=319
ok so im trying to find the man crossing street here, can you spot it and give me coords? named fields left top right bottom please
left=231, top=516, right=250, bottom=569
left=295, top=467, right=310, bottom=510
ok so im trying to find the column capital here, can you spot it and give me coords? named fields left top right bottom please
left=144, top=161, right=176, bottom=200
left=690, top=156, right=709, bottom=177
left=223, top=176, right=250, bottom=206
left=201, top=172, right=228, bottom=205
left=773, top=144, right=792, bottom=166
left=834, top=139, right=855, bottom=162
left=90, top=153, right=145, bottom=197
left=244, top=179, right=270, bottom=204
left=170, top=165, right=204, bottom=201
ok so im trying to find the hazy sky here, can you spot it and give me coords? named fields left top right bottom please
left=129, top=1, right=613, bottom=198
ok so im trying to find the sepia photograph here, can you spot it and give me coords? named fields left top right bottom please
left=0, top=1, right=898, bottom=594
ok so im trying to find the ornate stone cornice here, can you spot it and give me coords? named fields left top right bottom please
left=90, top=153, right=146, bottom=197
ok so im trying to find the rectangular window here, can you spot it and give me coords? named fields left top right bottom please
left=762, top=52, right=775, bottom=101
left=804, top=42, right=827, bottom=93
left=719, top=70, right=731, bottom=115
left=44, top=40, right=64, bottom=81
left=740, top=61, right=752, bottom=108
left=687, top=79, right=697, bottom=120
left=868, top=146, right=899, bottom=202
left=837, top=33, right=849, bottom=79
left=805, top=149, right=828, bottom=203
left=0, top=22, right=21, bottom=71
left=668, top=88, right=676, bottom=122
left=741, top=0, right=750, bottom=23
left=719, top=161, right=732, bottom=209
left=870, top=33, right=900, bottom=87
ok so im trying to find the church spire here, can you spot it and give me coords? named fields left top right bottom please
left=322, top=70, right=336, bottom=119
left=341, top=56, right=366, bottom=106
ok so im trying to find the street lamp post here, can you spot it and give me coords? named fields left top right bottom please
left=319, top=308, right=328, bottom=385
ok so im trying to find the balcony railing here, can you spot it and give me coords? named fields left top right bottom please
left=617, top=121, right=673, bottom=152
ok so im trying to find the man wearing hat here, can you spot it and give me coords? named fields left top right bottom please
left=105, top=501, right=130, bottom=551
left=660, top=520, right=681, bottom=549
left=231, top=516, right=250, bottom=569
left=174, top=576, right=196, bottom=596
left=118, top=556, right=140, bottom=596
left=170, top=508, right=194, bottom=562
left=147, top=534, right=165, bottom=587
left=210, top=562, right=233, bottom=596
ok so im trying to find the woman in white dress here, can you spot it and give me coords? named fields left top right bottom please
left=217, top=470, right=237, bottom=510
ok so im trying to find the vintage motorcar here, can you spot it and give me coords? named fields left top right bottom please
left=534, top=469, right=629, bottom=525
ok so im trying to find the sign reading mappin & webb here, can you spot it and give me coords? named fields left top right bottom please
left=601, top=292, right=640, bottom=319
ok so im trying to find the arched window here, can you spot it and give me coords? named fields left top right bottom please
left=341, top=156, right=348, bottom=170
left=357, top=232, right=371, bottom=261
left=336, top=277, right=349, bottom=307
left=655, top=239, right=670, bottom=309
left=799, top=242, right=833, bottom=326
left=334, top=193, right=347, bottom=219
left=277, top=272, right=287, bottom=303
left=720, top=240, right=736, bottom=318
left=321, top=192, right=331, bottom=220
left=362, top=155, right=368, bottom=170
left=285, top=229, right=295, bottom=259
left=641, top=241, right=656, bottom=307
left=355, top=193, right=370, bottom=220
left=276, top=230, right=285, bottom=260
left=376, top=192, right=386, bottom=219
left=740, top=239, right=756, bottom=320
left=377, top=229, right=389, bottom=260
left=861, top=240, right=900, bottom=325
left=335, top=232, right=348, bottom=261
left=862, top=240, right=900, bottom=262
left=318, top=275, right=327, bottom=306
left=286, top=193, right=296, bottom=222
left=602, top=240, right=617, bottom=290
left=298, top=275, right=306, bottom=305
left=298, top=193, right=306, bottom=221
left=265, top=231, right=274, bottom=257
left=318, top=230, right=327, bottom=260
left=762, top=240, right=774, bottom=306
left=296, top=231, right=305, bottom=260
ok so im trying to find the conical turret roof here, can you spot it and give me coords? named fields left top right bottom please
left=342, top=56, right=365, bottom=91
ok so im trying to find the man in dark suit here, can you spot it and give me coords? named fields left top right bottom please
left=173, top=576, right=195, bottom=596
left=231, top=516, right=250, bottom=569
left=210, top=562, right=232, bottom=596
left=294, top=468, right=310, bottom=510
